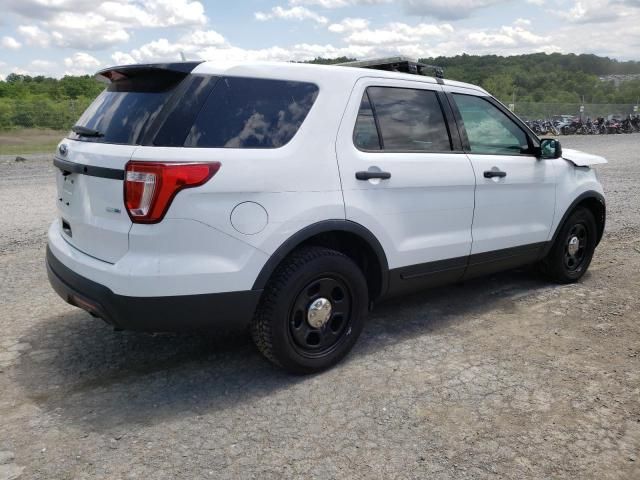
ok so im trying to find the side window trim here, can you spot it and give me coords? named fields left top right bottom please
left=353, top=85, right=456, bottom=154
left=436, top=90, right=463, bottom=152
left=446, top=91, right=539, bottom=156
left=366, top=89, right=385, bottom=150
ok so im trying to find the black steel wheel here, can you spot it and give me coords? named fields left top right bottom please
left=563, top=223, right=588, bottom=272
left=541, top=207, right=597, bottom=283
left=288, top=275, right=353, bottom=358
left=251, top=246, right=368, bottom=374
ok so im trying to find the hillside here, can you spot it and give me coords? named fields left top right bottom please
left=0, top=53, right=638, bottom=131
left=418, top=53, right=640, bottom=104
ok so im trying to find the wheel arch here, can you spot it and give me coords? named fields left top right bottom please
left=252, top=220, right=390, bottom=301
left=545, top=191, right=606, bottom=256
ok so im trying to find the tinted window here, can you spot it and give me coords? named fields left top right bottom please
left=366, top=87, right=451, bottom=152
left=71, top=71, right=186, bottom=145
left=453, top=94, right=529, bottom=155
left=353, top=92, right=381, bottom=150
left=152, top=75, right=218, bottom=146
left=185, top=77, right=319, bottom=148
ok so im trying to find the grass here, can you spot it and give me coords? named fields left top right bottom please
left=0, top=129, right=68, bottom=156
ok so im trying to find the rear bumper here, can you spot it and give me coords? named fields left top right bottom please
left=46, top=246, right=262, bottom=332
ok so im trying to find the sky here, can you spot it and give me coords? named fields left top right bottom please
left=0, top=0, right=639, bottom=79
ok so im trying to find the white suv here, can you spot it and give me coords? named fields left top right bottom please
left=47, top=58, right=607, bottom=373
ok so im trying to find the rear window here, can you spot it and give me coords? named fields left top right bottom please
left=70, top=70, right=187, bottom=145
left=184, top=77, right=319, bottom=148
left=363, top=87, right=451, bottom=152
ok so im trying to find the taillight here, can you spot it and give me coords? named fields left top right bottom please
left=124, top=161, right=220, bottom=223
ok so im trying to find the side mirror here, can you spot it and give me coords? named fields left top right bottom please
left=538, top=138, right=563, bottom=159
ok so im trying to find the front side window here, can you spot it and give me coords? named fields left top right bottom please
left=185, top=77, right=319, bottom=148
left=358, top=87, right=451, bottom=152
left=453, top=94, right=529, bottom=155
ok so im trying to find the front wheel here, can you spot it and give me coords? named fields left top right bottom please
left=251, top=246, right=368, bottom=374
left=540, top=207, right=597, bottom=283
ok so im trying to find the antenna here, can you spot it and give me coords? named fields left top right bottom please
left=179, top=51, right=187, bottom=62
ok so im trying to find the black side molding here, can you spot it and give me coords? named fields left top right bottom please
left=53, top=157, right=124, bottom=180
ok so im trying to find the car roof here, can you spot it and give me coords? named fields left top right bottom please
left=191, top=60, right=488, bottom=95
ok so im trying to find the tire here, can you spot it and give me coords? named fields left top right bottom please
left=251, top=246, right=368, bottom=374
left=540, top=207, right=597, bottom=283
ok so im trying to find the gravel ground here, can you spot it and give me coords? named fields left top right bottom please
left=1, top=135, right=639, bottom=479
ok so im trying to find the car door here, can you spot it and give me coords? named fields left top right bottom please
left=336, top=78, right=477, bottom=295
left=446, top=88, right=556, bottom=276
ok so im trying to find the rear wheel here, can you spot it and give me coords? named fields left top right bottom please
left=541, top=207, right=597, bottom=283
left=251, top=246, right=368, bottom=373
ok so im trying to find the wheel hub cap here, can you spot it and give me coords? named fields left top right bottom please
left=307, top=297, right=332, bottom=328
left=567, top=236, right=580, bottom=256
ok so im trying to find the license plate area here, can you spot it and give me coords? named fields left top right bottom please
left=57, top=170, right=77, bottom=210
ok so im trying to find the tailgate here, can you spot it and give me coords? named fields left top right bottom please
left=54, top=140, right=135, bottom=263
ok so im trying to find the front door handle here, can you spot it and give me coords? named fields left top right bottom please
left=356, top=171, right=391, bottom=181
left=483, top=170, right=507, bottom=179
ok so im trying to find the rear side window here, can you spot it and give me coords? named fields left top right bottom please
left=71, top=70, right=187, bottom=145
left=356, top=87, right=451, bottom=152
left=185, top=77, right=319, bottom=148
left=353, top=92, right=381, bottom=150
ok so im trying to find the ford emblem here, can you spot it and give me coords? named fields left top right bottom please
left=59, top=144, right=68, bottom=156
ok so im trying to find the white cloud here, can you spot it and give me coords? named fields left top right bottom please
left=328, top=17, right=369, bottom=33
left=185, top=29, right=226, bottom=47
left=255, top=6, right=329, bottom=24
left=290, top=0, right=390, bottom=8
left=401, top=0, right=505, bottom=19
left=292, top=0, right=506, bottom=19
left=1, top=36, right=21, bottom=49
left=513, top=18, right=531, bottom=27
left=467, top=25, right=550, bottom=48
left=17, top=25, right=50, bottom=47
left=63, top=52, right=101, bottom=75
left=7, top=0, right=207, bottom=50
left=95, top=0, right=207, bottom=27
left=108, top=15, right=568, bottom=70
left=4, top=0, right=207, bottom=26
left=343, top=22, right=454, bottom=45
left=555, top=0, right=639, bottom=23
left=47, top=12, right=130, bottom=49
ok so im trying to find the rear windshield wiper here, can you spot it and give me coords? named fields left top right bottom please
left=71, top=125, right=104, bottom=137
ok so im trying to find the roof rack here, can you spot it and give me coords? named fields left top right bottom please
left=337, top=56, right=445, bottom=80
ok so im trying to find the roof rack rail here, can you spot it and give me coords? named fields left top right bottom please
left=337, top=56, right=445, bottom=80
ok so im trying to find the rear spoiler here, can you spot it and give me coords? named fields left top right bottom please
left=95, top=61, right=203, bottom=83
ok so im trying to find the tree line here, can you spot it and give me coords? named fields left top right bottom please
left=0, top=74, right=103, bottom=130
left=1, top=52, right=639, bottom=131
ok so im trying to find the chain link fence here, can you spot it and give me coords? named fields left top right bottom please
left=510, top=103, right=639, bottom=121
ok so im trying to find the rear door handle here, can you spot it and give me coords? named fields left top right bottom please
left=355, top=171, right=391, bottom=181
left=483, top=170, right=507, bottom=179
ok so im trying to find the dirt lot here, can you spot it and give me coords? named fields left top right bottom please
left=0, top=130, right=68, bottom=157
left=1, top=135, right=639, bottom=479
